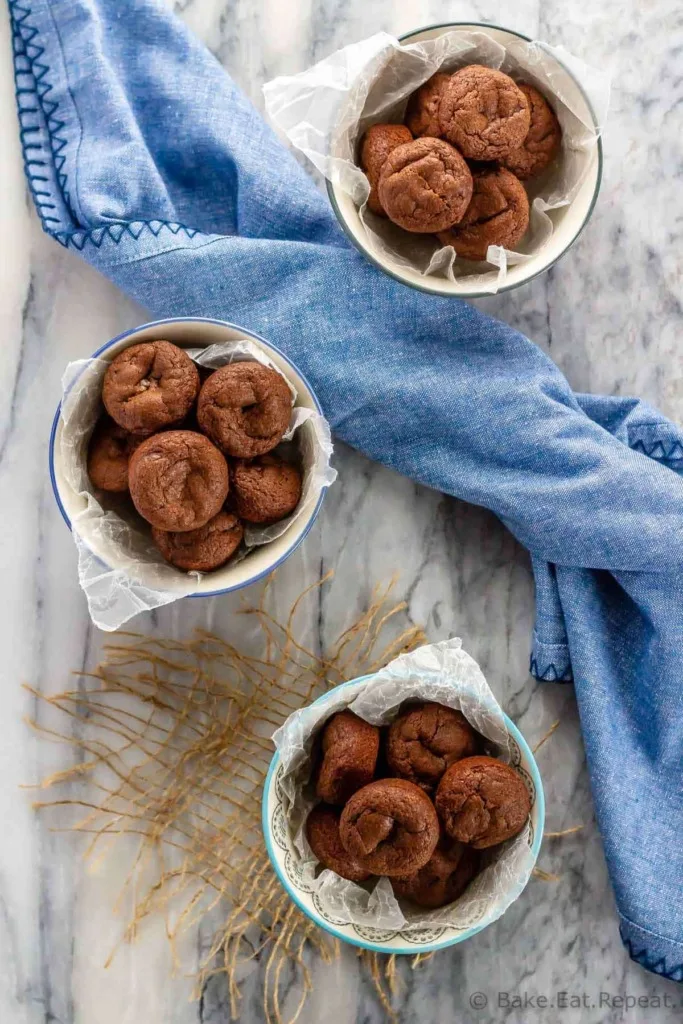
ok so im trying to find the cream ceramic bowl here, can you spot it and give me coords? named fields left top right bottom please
left=327, top=22, right=603, bottom=298
left=49, top=317, right=327, bottom=598
left=263, top=675, right=545, bottom=955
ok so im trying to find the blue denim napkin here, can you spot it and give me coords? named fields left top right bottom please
left=9, top=0, right=683, bottom=979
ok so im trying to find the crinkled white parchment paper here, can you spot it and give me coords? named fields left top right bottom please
left=271, top=639, right=537, bottom=933
left=264, top=30, right=610, bottom=292
left=59, top=339, right=336, bottom=632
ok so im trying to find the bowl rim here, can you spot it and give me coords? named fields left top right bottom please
left=325, top=20, right=604, bottom=299
left=262, top=674, right=546, bottom=954
left=49, top=316, right=327, bottom=599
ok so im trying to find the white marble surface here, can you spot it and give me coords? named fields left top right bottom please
left=1, top=0, right=682, bottom=1022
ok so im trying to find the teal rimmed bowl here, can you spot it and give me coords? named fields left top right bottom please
left=263, top=674, right=545, bottom=955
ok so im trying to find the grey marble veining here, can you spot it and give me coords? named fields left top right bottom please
left=0, top=0, right=682, bottom=1022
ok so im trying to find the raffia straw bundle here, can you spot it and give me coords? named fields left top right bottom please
left=26, top=574, right=578, bottom=1022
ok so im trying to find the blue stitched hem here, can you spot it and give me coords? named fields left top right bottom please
left=53, top=221, right=204, bottom=250
left=8, top=0, right=208, bottom=253
left=631, top=438, right=683, bottom=463
left=529, top=633, right=573, bottom=683
left=9, top=0, right=77, bottom=231
left=529, top=655, right=574, bottom=683
left=620, top=917, right=683, bottom=982
left=628, top=423, right=683, bottom=465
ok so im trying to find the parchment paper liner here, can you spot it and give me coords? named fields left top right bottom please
left=272, top=638, right=537, bottom=933
left=59, top=338, right=336, bottom=631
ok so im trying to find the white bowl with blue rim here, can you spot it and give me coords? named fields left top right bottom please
left=263, top=674, right=545, bottom=955
left=49, top=317, right=328, bottom=598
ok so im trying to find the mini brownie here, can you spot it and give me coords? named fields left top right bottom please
left=387, top=703, right=480, bottom=788
left=439, top=65, right=531, bottom=161
left=152, top=511, right=243, bottom=571
left=435, top=755, right=531, bottom=849
left=306, top=804, right=371, bottom=883
left=102, top=340, right=199, bottom=435
left=404, top=72, right=450, bottom=138
left=316, top=710, right=380, bottom=805
left=128, top=430, right=229, bottom=532
left=437, top=167, right=529, bottom=261
left=230, top=454, right=302, bottom=524
left=197, top=363, right=291, bottom=458
left=359, top=123, right=413, bottom=216
left=339, top=778, right=439, bottom=877
left=87, top=417, right=144, bottom=492
left=392, top=837, right=479, bottom=909
left=501, top=82, right=561, bottom=180
left=377, top=138, right=473, bottom=233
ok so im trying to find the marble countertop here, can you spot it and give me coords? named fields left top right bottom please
left=1, top=0, right=682, bottom=1022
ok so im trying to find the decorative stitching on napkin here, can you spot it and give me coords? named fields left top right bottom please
left=621, top=930, right=683, bottom=983
left=9, top=0, right=75, bottom=227
left=52, top=220, right=204, bottom=250
left=529, top=655, right=573, bottom=683
left=9, top=1, right=206, bottom=250
left=631, top=438, right=683, bottom=463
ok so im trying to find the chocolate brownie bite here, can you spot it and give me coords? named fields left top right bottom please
left=87, top=417, right=144, bottom=493
left=197, top=363, right=292, bottom=458
left=378, top=138, right=473, bottom=233
left=405, top=72, right=454, bottom=138
left=339, top=778, right=439, bottom=876
left=316, top=710, right=380, bottom=805
left=387, top=703, right=480, bottom=788
left=102, top=341, right=199, bottom=435
left=306, top=804, right=372, bottom=883
left=439, top=65, right=531, bottom=161
left=404, top=72, right=451, bottom=138
left=392, top=837, right=479, bottom=908
left=500, top=82, right=561, bottom=180
left=128, top=430, right=229, bottom=532
left=152, top=511, right=243, bottom=571
left=230, top=455, right=302, bottom=524
left=360, top=123, right=413, bottom=216
left=435, top=755, right=531, bottom=849
left=436, top=167, right=529, bottom=261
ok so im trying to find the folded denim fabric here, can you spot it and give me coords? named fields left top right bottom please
left=8, top=0, right=683, bottom=979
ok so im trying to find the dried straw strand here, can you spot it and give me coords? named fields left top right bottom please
left=28, top=574, right=423, bottom=1023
